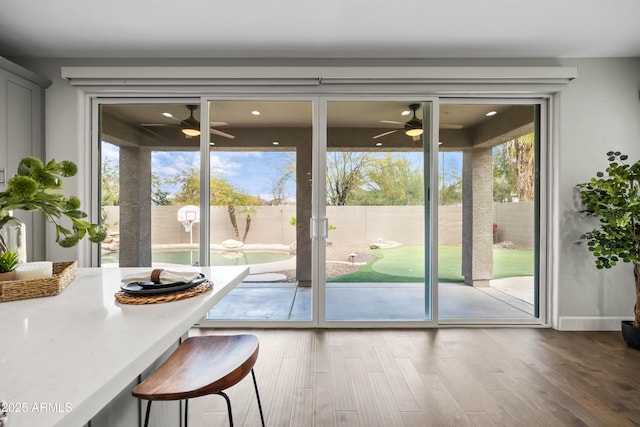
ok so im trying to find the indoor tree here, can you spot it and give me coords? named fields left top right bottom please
left=576, top=151, right=640, bottom=330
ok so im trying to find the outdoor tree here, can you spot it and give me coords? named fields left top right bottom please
left=151, top=173, right=172, bottom=206
left=438, top=155, right=462, bottom=206
left=439, top=176, right=462, bottom=205
left=172, top=167, right=259, bottom=241
left=101, top=158, right=120, bottom=206
left=102, top=158, right=171, bottom=206
left=351, top=153, right=424, bottom=206
left=223, top=192, right=260, bottom=242
left=240, top=205, right=258, bottom=242
left=510, top=133, right=536, bottom=201
left=270, top=152, right=296, bottom=205
left=172, top=167, right=201, bottom=205
left=326, top=152, right=371, bottom=206
left=493, top=144, right=517, bottom=202
left=101, top=158, right=120, bottom=232
left=493, top=133, right=535, bottom=202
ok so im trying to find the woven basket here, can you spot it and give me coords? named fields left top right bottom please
left=0, top=261, right=78, bottom=302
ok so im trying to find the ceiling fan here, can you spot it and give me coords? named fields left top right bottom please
left=141, top=104, right=236, bottom=139
left=373, top=103, right=463, bottom=140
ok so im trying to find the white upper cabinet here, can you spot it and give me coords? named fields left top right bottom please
left=0, top=57, right=50, bottom=261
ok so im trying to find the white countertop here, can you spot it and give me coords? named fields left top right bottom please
left=0, top=265, right=248, bottom=427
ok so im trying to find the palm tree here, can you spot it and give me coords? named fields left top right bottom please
left=510, top=132, right=536, bottom=201
left=227, top=203, right=240, bottom=240
left=219, top=190, right=259, bottom=242
left=241, top=206, right=258, bottom=243
left=496, top=132, right=535, bottom=202
left=173, top=168, right=259, bottom=241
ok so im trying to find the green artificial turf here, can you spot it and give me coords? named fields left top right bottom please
left=327, top=245, right=534, bottom=283
left=437, top=245, right=464, bottom=282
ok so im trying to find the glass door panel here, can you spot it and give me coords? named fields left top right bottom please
left=323, top=101, right=432, bottom=321
left=99, top=102, right=202, bottom=268
left=437, top=102, right=539, bottom=320
left=205, top=100, right=313, bottom=321
left=97, top=97, right=544, bottom=326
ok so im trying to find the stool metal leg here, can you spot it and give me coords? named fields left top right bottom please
left=217, top=391, right=233, bottom=427
left=251, top=369, right=266, bottom=427
left=143, top=401, right=152, bottom=427
left=143, top=399, right=188, bottom=427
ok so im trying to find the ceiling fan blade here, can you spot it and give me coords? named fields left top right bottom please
left=210, top=121, right=229, bottom=127
left=140, top=123, right=180, bottom=127
left=380, top=120, right=403, bottom=125
left=211, top=128, right=236, bottom=139
left=440, top=124, right=463, bottom=129
left=373, top=130, right=397, bottom=139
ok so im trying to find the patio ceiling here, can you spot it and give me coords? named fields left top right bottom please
left=102, top=101, right=531, bottom=152
left=105, top=102, right=507, bottom=129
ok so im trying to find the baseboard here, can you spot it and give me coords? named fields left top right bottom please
left=558, top=316, right=630, bottom=331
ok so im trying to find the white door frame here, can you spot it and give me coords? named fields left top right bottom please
left=315, top=96, right=440, bottom=328
left=81, top=64, right=565, bottom=327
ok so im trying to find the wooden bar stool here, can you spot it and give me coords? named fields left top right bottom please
left=133, top=334, right=265, bottom=427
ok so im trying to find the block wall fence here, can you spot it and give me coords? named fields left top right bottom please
left=102, top=202, right=534, bottom=250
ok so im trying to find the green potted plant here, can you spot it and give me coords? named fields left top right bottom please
left=576, top=151, right=640, bottom=349
left=0, top=157, right=106, bottom=258
left=0, top=250, right=19, bottom=281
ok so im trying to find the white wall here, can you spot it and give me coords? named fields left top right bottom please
left=555, top=58, right=640, bottom=330
left=11, top=57, right=640, bottom=330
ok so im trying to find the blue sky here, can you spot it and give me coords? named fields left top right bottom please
left=102, top=142, right=462, bottom=201
left=103, top=143, right=293, bottom=200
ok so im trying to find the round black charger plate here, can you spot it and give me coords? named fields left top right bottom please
left=120, top=274, right=206, bottom=295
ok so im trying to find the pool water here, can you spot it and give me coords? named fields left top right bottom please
left=101, top=250, right=292, bottom=266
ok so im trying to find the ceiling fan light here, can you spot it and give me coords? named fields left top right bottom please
left=180, top=105, right=201, bottom=137
left=404, top=116, right=423, bottom=137
left=182, top=128, right=200, bottom=137
left=405, top=128, right=423, bottom=137
left=404, top=104, right=423, bottom=138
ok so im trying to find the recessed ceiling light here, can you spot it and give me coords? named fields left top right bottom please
left=438, top=141, right=443, bottom=145
left=401, top=110, right=411, bottom=116
left=272, top=141, right=279, bottom=145
left=485, top=111, right=497, bottom=117
left=251, top=110, right=261, bottom=116
left=162, top=112, right=173, bottom=118
left=375, top=142, right=383, bottom=146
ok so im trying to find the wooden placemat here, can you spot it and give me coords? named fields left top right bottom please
left=114, top=281, right=213, bottom=305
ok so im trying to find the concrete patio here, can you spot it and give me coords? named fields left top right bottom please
left=207, top=276, right=535, bottom=321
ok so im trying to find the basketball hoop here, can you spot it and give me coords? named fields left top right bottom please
left=181, top=219, right=194, bottom=232
left=177, top=205, right=200, bottom=232
left=177, top=206, right=200, bottom=265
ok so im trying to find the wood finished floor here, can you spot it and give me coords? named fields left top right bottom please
left=187, top=328, right=640, bottom=427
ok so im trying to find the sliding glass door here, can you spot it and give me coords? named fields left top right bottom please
left=202, top=98, right=438, bottom=325
left=321, top=100, right=436, bottom=324
left=437, top=100, right=543, bottom=323
left=204, top=100, right=314, bottom=322
left=96, top=96, right=545, bottom=327
left=99, top=101, right=203, bottom=268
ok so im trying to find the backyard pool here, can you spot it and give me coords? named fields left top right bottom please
left=101, top=250, right=293, bottom=266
